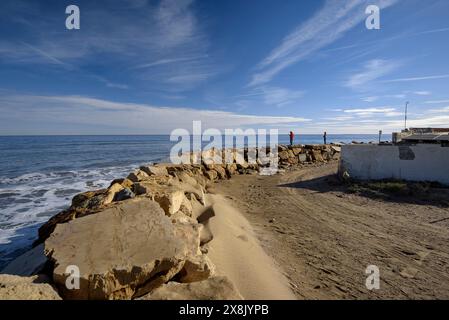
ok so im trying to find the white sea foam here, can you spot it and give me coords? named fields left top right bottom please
left=0, top=163, right=140, bottom=263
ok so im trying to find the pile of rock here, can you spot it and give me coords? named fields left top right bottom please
left=45, top=199, right=218, bottom=299
left=277, top=144, right=341, bottom=168
left=0, top=144, right=339, bottom=300
left=179, top=143, right=341, bottom=175
left=2, top=162, right=241, bottom=300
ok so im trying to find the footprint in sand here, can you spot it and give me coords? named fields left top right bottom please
left=400, top=266, right=419, bottom=278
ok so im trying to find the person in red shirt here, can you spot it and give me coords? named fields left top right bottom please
left=289, top=131, right=295, bottom=146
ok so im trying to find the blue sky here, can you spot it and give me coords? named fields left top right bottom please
left=0, top=0, right=448, bottom=135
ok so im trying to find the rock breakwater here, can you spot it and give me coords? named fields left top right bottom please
left=0, top=144, right=340, bottom=300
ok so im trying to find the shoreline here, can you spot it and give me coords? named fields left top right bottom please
left=1, top=144, right=338, bottom=299
left=2, top=142, right=449, bottom=299
left=0, top=135, right=368, bottom=266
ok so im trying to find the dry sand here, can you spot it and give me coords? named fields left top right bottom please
left=211, top=161, right=449, bottom=299
left=4, top=160, right=447, bottom=300
left=204, top=194, right=296, bottom=300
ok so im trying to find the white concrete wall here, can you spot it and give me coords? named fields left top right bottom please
left=340, top=144, right=449, bottom=185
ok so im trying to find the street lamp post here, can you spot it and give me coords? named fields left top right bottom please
left=404, top=101, right=409, bottom=130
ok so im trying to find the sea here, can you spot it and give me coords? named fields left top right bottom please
left=0, top=134, right=378, bottom=268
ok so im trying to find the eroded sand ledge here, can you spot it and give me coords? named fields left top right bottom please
left=0, top=144, right=339, bottom=300
left=205, top=194, right=296, bottom=300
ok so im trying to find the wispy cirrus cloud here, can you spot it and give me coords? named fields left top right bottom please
left=427, top=106, right=449, bottom=113
left=425, top=99, right=449, bottom=104
left=322, top=115, right=355, bottom=121
left=413, top=91, right=431, bottom=96
left=342, top=106, right=401, bottom=117
left=414, top=27, right=449, bottom=36
left=104, top=83, right=129, bottom=90
left=235, top=86, right=305, bottom=108
left=362, top=96, right=379, bottom=102
left=19, top=42, right=70, bottom=67
left=382, top=74, right=449, bottom=83
left=130, top=55, right=209, bottom=70
left=343, top=107, right=395, bottom=113
left=360, top=91, right=429, bottom=102
left=344, top=59, right=400, bottom=89
left=260, top=86, right=305, bottom=107
left=249, top=0, right=399, bottom=86
left=0, top=0, right=215, bottom=91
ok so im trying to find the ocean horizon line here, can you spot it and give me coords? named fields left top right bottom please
left=0, top=133, right=386, bottom=137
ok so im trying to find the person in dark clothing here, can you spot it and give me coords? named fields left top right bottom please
left=323, top=131, right=327, bottom=145
left=289, top=131, right=294, bottom=146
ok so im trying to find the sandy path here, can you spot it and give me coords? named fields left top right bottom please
left=213, top=161, right=449, bottom=299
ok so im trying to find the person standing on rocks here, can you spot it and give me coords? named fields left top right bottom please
left=289, top=131, right=295, bottom=146
left=323, top=131, right=327, bottom=145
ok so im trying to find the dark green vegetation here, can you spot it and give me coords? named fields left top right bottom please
left=346, top=179, right=449, bottom=207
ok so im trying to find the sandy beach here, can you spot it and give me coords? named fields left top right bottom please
left=1, top=144, right=449, bottom=300
left=212, top=161, right=449, bottom=299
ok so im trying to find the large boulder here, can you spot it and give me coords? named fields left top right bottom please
left=109, top=178, right=134, bottom=189
left=159, top=164, right=203, bottom=178
left=140, top=165, right=169, bottom=177
left=133, top=182, right=187, bottom=216
left=278, top=145, right=288, bottom=152
left=139, top=276, right=243, bottom=300
left=288, top=156, right=299, bottom=165
left=174, top=171, right=196, bottom=186
left=279, top=151, right=289, bottom=162
left=322, top=151, right=332, bottom=161
left=113, top=187, right=135, bottom=201
left=225, top=163, right=238, bottom=176
left=234, top=152, right=248, bottom=169
left=0, top=274, right=61, bottom=300
left=204, top=170, right=218, bottom=181
left=177, top=255, right=215, bottom=283
left=305, top=144, right=321, bottom=150
left=71, top=190, right=106, bottom=210
left=210, top=165, right=227, bottom=180
left=127, top=169, right=150, bottom=182
left=311, top=150, right=324, bottom=162
left=36, top=207, right=100, bottom=245
left=44, top=199, right=202, bottom=300
left=331, top=146, right=341, bottom=153
left=103, top=183, right=123, bottom=205
left=298, top=154, right=307, bottom=163
left=133, top=175, right=175, bottom=190
left=331, top=146, right=341, bottom=160
left=291, top=147, right=302, bottom=155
